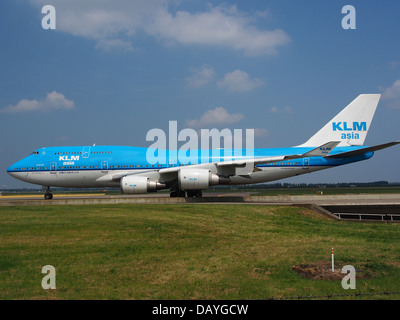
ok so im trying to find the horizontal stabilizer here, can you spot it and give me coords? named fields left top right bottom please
left=287, top=141, right=340, bottom=159
left=218, top=141, right=340, bottom=169
left=326, top=141, right=400, bottom=158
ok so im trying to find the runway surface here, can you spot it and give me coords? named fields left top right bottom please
left=1, top=192, right=400, bottom=205
left=2, top=192, right=400, bottom=222
left=0, top=191, right=251, bottom=201
left=0, top=192, right=254, bottom=206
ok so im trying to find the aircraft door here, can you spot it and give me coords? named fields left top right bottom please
left=101, top=161, right=108, bottom=173
left=82, top=146, right=91, bottom=158
left=50, top=162, right=57, bottom=174
left=303, top=157, right=309, bottom=170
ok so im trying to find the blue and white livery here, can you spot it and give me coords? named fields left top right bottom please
left=7, top=94, right=399, bottom=199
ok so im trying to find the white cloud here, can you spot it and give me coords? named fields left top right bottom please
left=186, top=107, right=244, bottom=128
left=382, top=79, right=400, bottom=100
left=217, top=70, right=264, bottom=92
left=254, top=128, right=269, bottom=137
left=56, top=136, right=70, bottom=141
left=269, top=106, right=292, bottom=113
left=255, top=10, right=270, bottom=19
left=0, top=91, right=75, bottom=113
left=149, top=5, right=290, bottom=56
left=388, top=61, right=400, bottom=70
left=28, top=1, right=290, bottom=55
left=95, top=38, right=136, bottom=52
left=382, top=79, right=400, bottom=109
left=185, top=65, right=216, bottom=88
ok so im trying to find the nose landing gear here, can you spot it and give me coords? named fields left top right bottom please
left=43, top=186, right=53, bottom=200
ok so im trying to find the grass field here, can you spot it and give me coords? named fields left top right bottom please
left=250, top=186, right=400, bottom=196
left=1, top=204, right=400, bottom=300
left=3, top=185, right=400, bottom=197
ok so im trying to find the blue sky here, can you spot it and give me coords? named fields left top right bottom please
left=1, top=0, right=400, bottom=188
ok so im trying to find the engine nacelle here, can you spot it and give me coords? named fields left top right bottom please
left=178, top=168, right=221, bottom=190
left=120, top=175, right=166, bottom=194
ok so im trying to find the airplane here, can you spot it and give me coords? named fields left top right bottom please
left=7, top=94, right=400, bottom=200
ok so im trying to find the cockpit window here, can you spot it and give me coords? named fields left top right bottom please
left=31, top=151, right=39, bottom=155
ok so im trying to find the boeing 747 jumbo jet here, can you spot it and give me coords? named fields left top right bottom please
left=7, top=94, right=400, bottom=199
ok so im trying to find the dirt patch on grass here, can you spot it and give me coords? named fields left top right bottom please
left=249, top=267, right=271, bottom=280
left=291, top=261, right=376, bottom=281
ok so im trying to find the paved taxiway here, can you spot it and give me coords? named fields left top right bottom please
left=0, top=192, right=253, bottom=207
left=1, top=192, right=400, bottom=207
left=2, top=192, right=400, bottom=222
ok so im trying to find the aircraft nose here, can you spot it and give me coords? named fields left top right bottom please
left=7, top=159, right=25, bottom=178
left=7, top=164, right=17, bottom=177
left=7, top=160, right=29, bottom=182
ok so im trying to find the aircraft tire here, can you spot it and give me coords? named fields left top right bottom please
left=44, top=193, right=53, bottom=200
left=170, top=191, right=177, bottom=197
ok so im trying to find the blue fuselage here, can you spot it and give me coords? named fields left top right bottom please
left=7, top=145, right=373, bottom=189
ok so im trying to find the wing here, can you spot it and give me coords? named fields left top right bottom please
left=325, top=141, right=400, bottom=158
left=158, top=141, right=341, bottom=177
left=215, top=141, right=340, bottom=175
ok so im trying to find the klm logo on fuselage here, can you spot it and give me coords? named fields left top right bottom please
left=59, top=156, right=80, bottom=161
left=59, top=155, right=80, bottom=166
left=332, top=121, right=367, bottom=140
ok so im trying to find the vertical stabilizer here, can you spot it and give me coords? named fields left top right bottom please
left=298, top=94, right=381, bottom=147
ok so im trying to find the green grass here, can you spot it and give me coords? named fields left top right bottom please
left=4, top=186, right=400, bottom=197
left=1, top=204, right=400, bottom=300
left=252, top=186, right=400, bottom=196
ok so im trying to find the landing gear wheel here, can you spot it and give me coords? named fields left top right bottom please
left=42, top=186, right=53, bottom=200
left=170, top=190, right=186, bottom=197
left=177, top=190, right=185, bottom=197
left=44, top=193, right=53, bottom=200
left=186, top=190, right=202, bottom=197
left=195, top=190, right=202, bottom=197
left=187, top=190, right=195, bottom=197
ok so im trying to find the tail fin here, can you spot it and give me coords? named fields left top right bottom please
left=298, top=94, right=381, bottom=147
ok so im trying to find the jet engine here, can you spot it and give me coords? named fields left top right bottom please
left=178, top=168, right=226, bottom=190
left=120, top=175, right=166, bottom=194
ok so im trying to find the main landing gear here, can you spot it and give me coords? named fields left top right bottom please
left=169, top=190, right=202, bottom=198
left=43, top=186, right=53, bottom=200
left=186, top=190, right=202, bottom=198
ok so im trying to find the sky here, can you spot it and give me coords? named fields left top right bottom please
left=1, top=0, right=400, bottom=189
